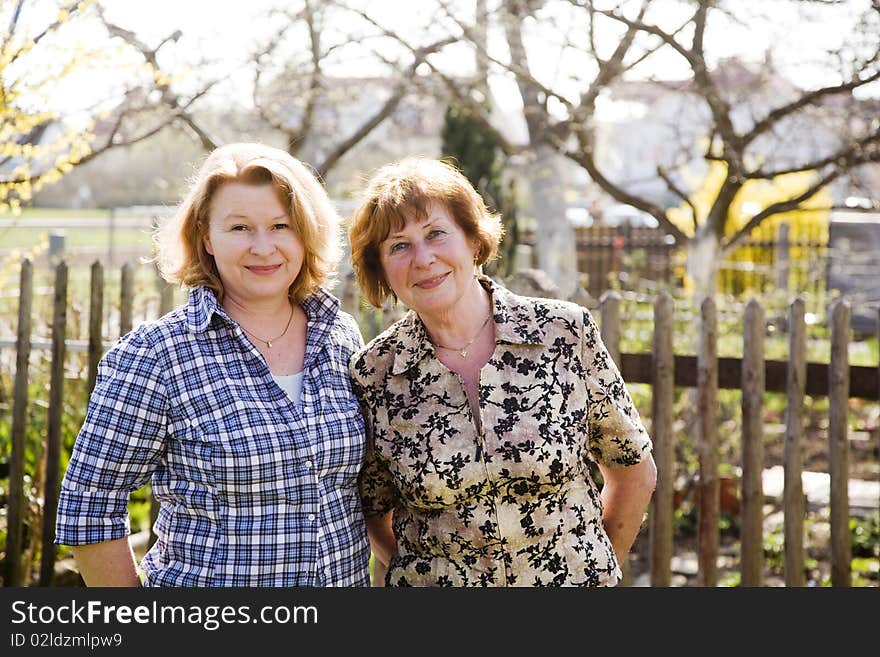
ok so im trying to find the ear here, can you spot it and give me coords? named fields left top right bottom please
left=203, top=233, right=214, bottom=256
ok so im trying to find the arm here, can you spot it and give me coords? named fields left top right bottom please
left=56, top=333, right=168, bottom=576
left=365, top=511, right=395, bottom=567
left=579, top=307, right=656, bottom=560
left=598, top=456, right=657, bottom=560
left=350, top=350, right=400, bottom=570
left=71, top=537, right=142, bottom=587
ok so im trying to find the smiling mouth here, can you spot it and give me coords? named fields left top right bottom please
left=414, top=272, right=449, bottom=289
left=247, top=265, right=282, bottom=275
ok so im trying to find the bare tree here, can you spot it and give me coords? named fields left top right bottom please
left=9, top=1, right=449, bottom=207
left=360, top=0, right=879, bottom=299
left=95, top=7, right=221, bottom=152
left=561, top=0, right=880, bottom=298
left=248, top=1, right=456, bottom=179
left=347, top=0, right=668, bottom=296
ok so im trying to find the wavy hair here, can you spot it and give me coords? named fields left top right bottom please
left=153, top=143, right=341, bottom=303
left=348, top=157, right=503, bottom=308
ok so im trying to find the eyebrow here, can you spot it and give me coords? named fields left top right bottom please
left=385, top=218, right=445, bottom=240
left=222, top=212, right=289, bottom=221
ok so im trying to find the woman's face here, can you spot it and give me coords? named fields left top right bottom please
left=379, top=201, right=478, bottom=318
left=204, top=182, right=304, bottom=307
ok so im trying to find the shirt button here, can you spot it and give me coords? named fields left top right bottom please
left=303, top=406, right=312, bottom=414
left=305, top=460, right=313, bottom=469
left=308, top=514, right=316, bottom=521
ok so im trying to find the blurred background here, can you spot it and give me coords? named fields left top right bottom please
left=1, top=0, right=877, bottom=587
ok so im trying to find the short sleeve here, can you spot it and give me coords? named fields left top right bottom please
left=358, top=446, right=399, bottom=518
left=349, top=354, right=399, bottom=517
left=55, top=332, right=169, bottom=546
left=580, top=308, right=652, bottom=467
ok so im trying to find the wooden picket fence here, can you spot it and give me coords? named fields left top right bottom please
left=1, top=258, right=878, bottom=587
left=518, top=225, right=830, bottom=304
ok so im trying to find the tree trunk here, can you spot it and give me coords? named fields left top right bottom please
left=685, top=229, right=721, bottom=302
left=529, top=145, right=578, bottom=298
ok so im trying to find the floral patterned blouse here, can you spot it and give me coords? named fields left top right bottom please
left=350, top=277, right=652, bottom=587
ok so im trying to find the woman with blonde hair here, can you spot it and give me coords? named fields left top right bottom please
left=56, top=143, right=371, bottom=587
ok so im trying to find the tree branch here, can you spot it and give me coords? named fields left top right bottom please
left=315, top=36, right=456, bottom=176
left=657, top=164, right=698, bottom=231
left=599, top=2, right=744, bottom=175
left=742, top=69, right=880, bottom=149
left=563, top=128, right=689, bottom=243
left=746, top=131, right=880, bottom=178
left=98, top=11, right=219, bottom=150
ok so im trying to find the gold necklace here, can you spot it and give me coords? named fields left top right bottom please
left=431, top=313, right=492, bottom=359
left=239, top=304, right=294, bottom=349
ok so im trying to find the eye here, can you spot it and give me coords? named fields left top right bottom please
left=230, top=224, right=249, bottom=232
left=427, top=229, right=446, bottom=240
left=273, top=222, right=291, bottom=230
left=388, top=241, right=409, bottom=254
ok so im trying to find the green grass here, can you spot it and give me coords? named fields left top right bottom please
left=0, top=206, right=155, bottom=252
left=1, top=207, right=113, bottom=219
left=0, top=226, right=153, bottom=250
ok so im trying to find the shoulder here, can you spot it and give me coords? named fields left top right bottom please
left=93, top=308, right=191, bottom=400
left=492, top=280, right=588, bottom=343
left=108, top=306, right=189, bottom=365
left=526, top=294, right=587, bottom=324
left=300, top=286, right=366, bottom=356
left=330, top=308, right=366, bottom=350
left=349, top=315, right=409, bottom=381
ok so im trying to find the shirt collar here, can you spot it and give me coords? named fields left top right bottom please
left=390, top=275, right=547, bottom=375
left=185, top=285, right=341, bottom=356
left=185, top=286, right=221, bottom=333
left=300, top=286, right=341, bottom=364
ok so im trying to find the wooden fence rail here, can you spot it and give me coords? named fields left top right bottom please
left=1, top=258, right=878, bottom=587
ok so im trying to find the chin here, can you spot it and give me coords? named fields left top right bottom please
left=248, top=285, right=290, bottom=300
left=413, top=298, right=454, bottom=316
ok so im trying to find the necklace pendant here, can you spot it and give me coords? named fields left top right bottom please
left=459, top=349, right=468, bottom=358
left=266, top=340, right=272, bottom=348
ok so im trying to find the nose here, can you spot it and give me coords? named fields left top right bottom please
left=250, top=229, right=276, bottom=255
left=411, top=240, right=435, bottom=268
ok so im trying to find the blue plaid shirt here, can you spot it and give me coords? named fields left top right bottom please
left=56, top=286, right=371, bottom=587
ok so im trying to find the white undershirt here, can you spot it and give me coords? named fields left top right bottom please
left=272, top=371, right=304, bottom=406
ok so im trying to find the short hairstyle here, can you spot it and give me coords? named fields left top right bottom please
left=154, top=142, right=341, bottom=303
left=348, top=157, right=503, bottom=308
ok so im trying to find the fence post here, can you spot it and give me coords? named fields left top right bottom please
left=87, top=261, right=104, bottom=395
left=39, top=261, right=68, bottom=586
left=784, top=297, right=807, bottom=586
left=157, top=268, right=174, bottom=318
left=697, top=296, right=719, bottom=587
left=108, top=207, right=116, bottom=267
left=650, top=290, right=674, bottom=587
left=340, top=269, right=359, bottom=317
left=381, top=298, right=404, bottom=331
left=6, top=260, right=33, bottom=587
left=599, top=291, right=621, bottom=366
left=147, top=267, right=175, bottom=550
left=48, top=231, right=65, bottom=267
left=120, top=262, right=134, bottom=336
left=828, top=298, right=851, bottom=587
left=741, top=298, right=765, bottom=586
left=514, top=244, right=533, bottom=272
left=599, top=290, right=626, bottom=583
left=775, top=223, right=791, bottom=291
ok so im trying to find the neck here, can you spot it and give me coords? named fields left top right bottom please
left=222, top=293, right=292, bottom=322
left=420, top=278, right=491, bottom=346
